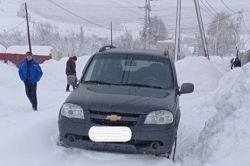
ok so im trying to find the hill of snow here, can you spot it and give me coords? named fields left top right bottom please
left=0, top=55, right=250, bottom=166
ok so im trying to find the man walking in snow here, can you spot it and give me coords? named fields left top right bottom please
left=65, top=56, right=77, bottom=92
left=18, top=52, right=43, bottom=111
left=231, top=57, right=241, bottom=69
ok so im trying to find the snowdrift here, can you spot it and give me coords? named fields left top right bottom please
left=0, top=55, right=249, bottom=166
left=176, top=57, right=250, bottom=166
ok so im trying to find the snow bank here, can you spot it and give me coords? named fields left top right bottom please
left=175, top=57, right=250, bottom=166
left=176, top=56, right=223, bottom=92
left=0, top=61, right=19, bottom=87
left=196, top=65, right=250, bottom=166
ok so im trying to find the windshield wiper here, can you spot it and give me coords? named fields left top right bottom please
left=84, top=80, right=114, bottom=85
left=121, top=83, right=164, bottom=89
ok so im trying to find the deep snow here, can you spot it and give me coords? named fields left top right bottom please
left=0, top=55, right=250, bottom=166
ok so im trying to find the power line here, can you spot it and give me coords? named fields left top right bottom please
left=199, top=1, right=217, bottom=17
left=220, top=0, right=237, bottom=13
left=165, top=10, right=242, bottom=33
left=85, top=6, right=140, bottom=9
left=203, top=0, right=218, bottom=14
left=122, top=0, right=140, bottom=8
left=47, top=0, right=110, bottom=30
left=4, top=21, right=26, bottom=33
left=105, top=0, right=142, bottom=15
left=193, top=11, right=242, bottom=30
left=207, top=11, right=242, bottom=25
left=200, top=0, right=216, bottom=16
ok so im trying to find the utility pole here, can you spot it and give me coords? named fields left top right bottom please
left=110, top=21, right=113, bottom=46
left=142, top=0, right=151, bottom=49
left=174, top=0, right=181, bottom=62
left=214, top=17, right=219, bottom=56
left=146, top=0, right=151, bottom=49
left=194, top=0, right=209, bottom=60
left=25, top=2, right=32, bottom=53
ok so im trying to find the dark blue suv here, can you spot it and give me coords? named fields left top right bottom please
left=58, top=46, right=194, bottom=160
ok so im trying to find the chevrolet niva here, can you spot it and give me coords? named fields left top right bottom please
left=58, top=46, right=194, bottom=160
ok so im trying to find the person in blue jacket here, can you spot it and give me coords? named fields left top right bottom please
left=18, top=52, right=43, bottom=111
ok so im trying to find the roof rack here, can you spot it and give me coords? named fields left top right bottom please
left=99, top=45, right=116, bottom=52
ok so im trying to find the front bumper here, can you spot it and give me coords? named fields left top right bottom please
left=58, top=116, right=177, bottom=155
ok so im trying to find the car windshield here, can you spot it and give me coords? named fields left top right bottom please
left=82, top=54, right=174, bottom=89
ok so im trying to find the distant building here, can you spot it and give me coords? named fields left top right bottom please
left=0, top=45, right=52, bottom=67
left=0, top=44, right=6, bottom=63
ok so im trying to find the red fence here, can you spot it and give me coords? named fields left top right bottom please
left=0, top=53, right=51, bottom=67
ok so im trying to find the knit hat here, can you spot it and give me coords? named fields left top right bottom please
left=26, top=51, right=32, bottom=56
left=72, top=56, right=77, bottom=61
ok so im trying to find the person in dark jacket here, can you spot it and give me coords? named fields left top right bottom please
left=231, top=57, right=242, bottom=69
left=18, top=52, right=43, bottom=111
left=66, top=56, right=77, bottom=91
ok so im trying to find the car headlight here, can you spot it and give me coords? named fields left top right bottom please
left=60, top=103, right=84, bottom=119
left=144, top=110, right=173, bottom=125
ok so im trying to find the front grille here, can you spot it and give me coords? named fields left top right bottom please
left=89, top=110, right=140, bottom=127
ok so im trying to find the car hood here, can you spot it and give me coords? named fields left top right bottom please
left=65, top=84, right=177, bottom=115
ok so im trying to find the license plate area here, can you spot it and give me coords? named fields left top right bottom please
left=88, top=126, right=132, bottom=142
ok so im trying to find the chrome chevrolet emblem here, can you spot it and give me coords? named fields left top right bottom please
left=106, top=114, right=122, bottom=122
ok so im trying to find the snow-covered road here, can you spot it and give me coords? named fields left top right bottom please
left=0, top=55, right=250, bottom=166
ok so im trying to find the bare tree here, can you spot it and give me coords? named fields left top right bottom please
left=16, top=3, right=26, bottom=18
left=139, top=16, right=168, bottom=48
left=207, top=12, right=241, bottom=56
left=149, top=16, right=168, bottom=45
left=0, top=31, right=26, bottom=47
left=115, top=29, right=134, bottom=49
left=0, top=22, right=149, bottom=58
left=32, top=22, right=60, bottom=45
left=193, top=33, right=204, bottom=56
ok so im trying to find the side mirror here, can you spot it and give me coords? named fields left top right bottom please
left=179, top=83, right=194, bottom=95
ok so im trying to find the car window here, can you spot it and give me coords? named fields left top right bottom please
left=83, top=54, right=174, bottom=89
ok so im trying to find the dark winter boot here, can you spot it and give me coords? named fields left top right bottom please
left=66, top=84, right=70, bottom=92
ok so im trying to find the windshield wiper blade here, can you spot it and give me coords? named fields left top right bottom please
left=84, top=80, right=114, bottom=85
left=121, top=83, right=164, bottom=89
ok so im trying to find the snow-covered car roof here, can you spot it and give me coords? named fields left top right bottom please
left=98, top=48, right=168, bottom=58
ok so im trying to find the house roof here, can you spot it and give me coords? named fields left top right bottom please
left=6, top=45, right=52, bottom=56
